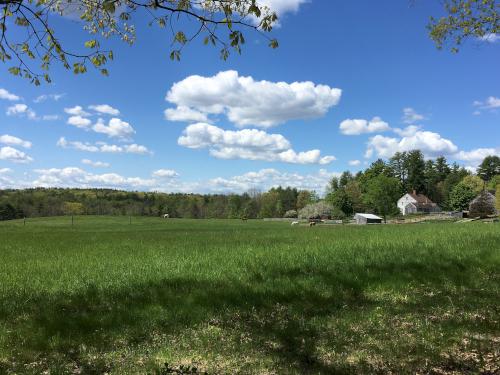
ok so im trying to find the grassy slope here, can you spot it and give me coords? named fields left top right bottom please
left=0, top=216, right=499, bottom=374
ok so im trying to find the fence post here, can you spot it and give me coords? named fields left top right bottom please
left=23, top=217, right=26, bottom=226
left=129, top=216, right=132, bottom=225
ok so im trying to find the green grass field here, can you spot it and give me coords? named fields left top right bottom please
left=0, top=216, right=499, bottom=374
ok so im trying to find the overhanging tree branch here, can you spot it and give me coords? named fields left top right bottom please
left=0, top=0, right=278, bottom=84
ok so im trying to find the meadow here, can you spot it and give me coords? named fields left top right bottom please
left=0, top=216, right=498, bottom=374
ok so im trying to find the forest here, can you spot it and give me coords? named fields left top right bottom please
left=1, top=151, right=499, bottom=221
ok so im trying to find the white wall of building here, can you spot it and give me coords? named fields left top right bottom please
left=397, top=194, right=416, bottom=215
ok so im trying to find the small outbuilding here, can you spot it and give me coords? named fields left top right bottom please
left=354, top=213, right=383, bottom=225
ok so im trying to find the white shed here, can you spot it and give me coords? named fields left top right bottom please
left=354, top=213, right=383, bottom=225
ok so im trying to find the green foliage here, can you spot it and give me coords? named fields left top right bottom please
left=325, top=181, right=364, bottom=217
left=487, top=175, right=500, bottom=190
left=405, top=150, right=426, bottom=194
left=1, top=0, right=279, bottom=83
left=477, top=155, right=500, bottom=182
left=460, top=175, right=484, bottom=195
left=0, top=217, right=498, bottom=373
left=363, top=175, right=401, bottom=221
left=441, top=164, right=470, bottom=209
left=448, top=182, right=477, bottom=211
left=0, top=187, right=315, bottom=220
left=296, top=190, right=316, bottom=209
left=0, top=203, right=20, bottom=220
left=63, top=201, right=85, bottom=215
left=428, top=0, right=499, bottom=52
left=496, top=186, right=500, bottom=213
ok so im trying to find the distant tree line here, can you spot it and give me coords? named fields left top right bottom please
left=0, top=187, right=319, bottom=221
left=0, top=151, right=498, bottom=221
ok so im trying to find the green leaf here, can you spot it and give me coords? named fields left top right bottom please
left=84, top=40, right=98, bottom=49
left=102, top=0, right=116, bottom=13
left=8, top=67, right=20, bottom=76
left=174, top=31, right=187, bottom=45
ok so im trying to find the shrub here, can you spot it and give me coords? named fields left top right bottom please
left=331, top=207, right=346, bottom=220
left=496, top=186, right=500, bottom=213
left=298, top=202, right=334, bottom=219
left=283, top=209, right=298, bottom=218
left=0, top=203, right=17, bottom=221
left=469, top=191, right=497, bottom=218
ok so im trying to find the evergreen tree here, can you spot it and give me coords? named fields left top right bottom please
left=477, top=156, right=500, bottom=182
left=405, top=150, right=426, bottom=193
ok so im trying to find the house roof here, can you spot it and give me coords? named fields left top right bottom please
left=408, top=192, right=435, bottom=205
left=355, top=213, right=382, bottom=220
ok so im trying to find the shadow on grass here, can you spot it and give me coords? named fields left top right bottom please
left=1, top=249, right=499, bottom=374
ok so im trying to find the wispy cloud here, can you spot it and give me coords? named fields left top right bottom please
left=402, top=107, right=425, bottom=124
left=34, top=93, right=65, bottom=103
left=57, top=137, right=152, bottom=155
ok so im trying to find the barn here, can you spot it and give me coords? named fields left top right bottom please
left=354, top=213, right=383, bottom=225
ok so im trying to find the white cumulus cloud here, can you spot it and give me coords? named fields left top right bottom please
left=57, top=137, right=151, bottom=155
left=178, top=123, right=335, bottom=165
left=152, top=169, right=179, bottom=178
left=89, top=104, right=120, bottom=116
left=64, top=105, right=90, bottom=117
left=166, top=70, right=341, bottom=128
left=204, top=168, right=339, bottom=195
left=0, top=146, right=33, bottom=163
left=33, top=167, right=155, bottom=189
left=0, top=134, right=32, bottom=148
left=393, top=125, right=421, bottom=137
left=6, top=103, right=37, bottom=119
left=0, top=88, right=20, bottom=101
left=67, top=115, right=92, bottom=129
left=366, top=131, right=458, bottom=159
left=92, top=118, right=135, bottom=139
left=339, top=117, right=390, bottom=135
left=257, top=0, right=308, bottom=16
left=164, top=106, right=209, bottom=122
left=454, top=148, right=500, bottom=164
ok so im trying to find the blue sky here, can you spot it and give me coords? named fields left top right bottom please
left=1, top=1, right=499, bottom=194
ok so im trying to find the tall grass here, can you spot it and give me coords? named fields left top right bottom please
left=0, top=216, right=499, bottom=374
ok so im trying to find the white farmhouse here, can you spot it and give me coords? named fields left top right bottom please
left=398, top=190, right=441, bottom=216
